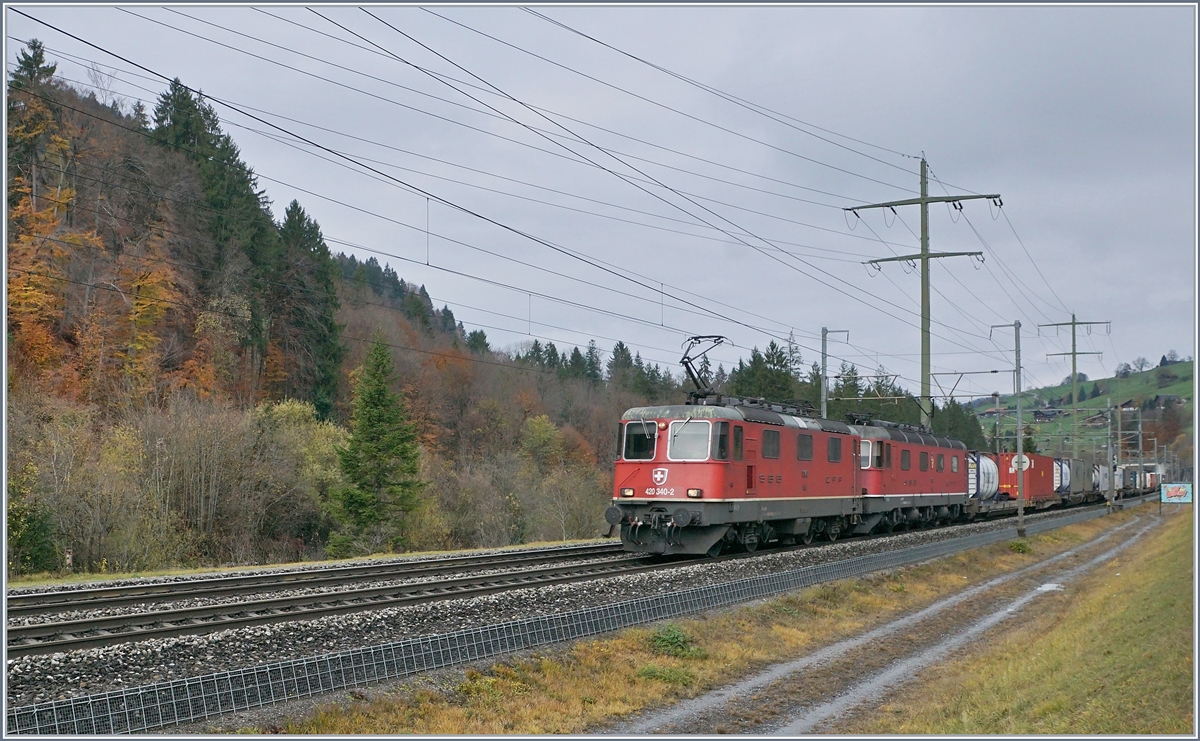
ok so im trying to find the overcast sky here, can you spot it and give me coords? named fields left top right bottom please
left=6, top=4, right=1197, bottom=401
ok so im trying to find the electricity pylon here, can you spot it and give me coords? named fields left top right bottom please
left=846, top=158, right=998, bottom=427
left=1040, top=314, right=1110, bottom=460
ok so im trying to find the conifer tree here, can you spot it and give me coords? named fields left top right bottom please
left=465, top=330, right=489, bottom=355
left=607, top=341, right=634, bottom=388
left=584, top=340, right=603, bottom=382
left=274, top=200, right=343, bottom=417
left=335, top=334, right=422, bottom=542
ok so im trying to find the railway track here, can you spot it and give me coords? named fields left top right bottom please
left=6, top=542, right=623, bottom=617
left=6, top=503, right=1119, bottom=659
left=5, top=546, right=650, bottom=658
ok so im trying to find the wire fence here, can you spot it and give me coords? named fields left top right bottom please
left=7, top=502, right=1136, bottom=735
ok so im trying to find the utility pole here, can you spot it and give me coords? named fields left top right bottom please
left=1137, top=409, right=1144, bottom=493
left=820, top=327, right=849, bottom=420
left=992, top=392, right=1001, bottom=455
left=1040, top=315, right=1109, bottom=462
left=992, top=320, right=1025, bottom=537
left=1106, top=398, right=1114, bottom=510
left=848, top=158, right=998, bottom=427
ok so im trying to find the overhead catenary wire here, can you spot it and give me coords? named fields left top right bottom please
left=343, top=8, right=1010, bottom=357
left=15, top=9, right=825, bottom=356
left=522, top=8, right=921, bottom=168
left=11, top=17, right=1032, bottom=388
left=12, top=22, right=863, bottom=364
left=68, top=9, right=996, bottom=360
left=28, top=21, right=998, bottom=368
left=29, top=53, right=894, bottom=279
left=12, top=225, right=725, bottom=372
left=125, top=10, right=886, bottom=216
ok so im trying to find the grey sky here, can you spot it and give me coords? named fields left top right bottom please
left=6, top=4, right=1196, bottom=400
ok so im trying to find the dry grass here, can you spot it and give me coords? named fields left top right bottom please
left=281, top=511, right=1142, bottom=734
left=839, top=507, right=1195, bottom=735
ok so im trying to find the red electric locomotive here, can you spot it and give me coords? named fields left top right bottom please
left=605, top=337, right=970, bottom=556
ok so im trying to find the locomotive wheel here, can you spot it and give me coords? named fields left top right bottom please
left=800, top=527, right=814, bottom=545
left=706, top=540, right=724, bottom=558
left=744, top=538, right=758, bottom=553
left=824, top=518, right=842, bottom=542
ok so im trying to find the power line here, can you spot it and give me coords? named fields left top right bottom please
left=424, top=7, right=918, bottom=188
left=522, top=8, right=921, bottom=168
left=118, top=10, right=889, bottom=217
left=7, top=266, right=561, bottom=376
left=12, top=20, right=1014, bottom=384
left=151, top=10, right=1005, bottom=356
left=11, top=13, right=806, bottom=355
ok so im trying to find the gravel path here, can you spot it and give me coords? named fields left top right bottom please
left=602, top=514, right=1151, bottom=735
left=4, top=509, right=1087, bottom=708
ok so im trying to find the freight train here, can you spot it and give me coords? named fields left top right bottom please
left=605, top=337, right=1145, bottom=556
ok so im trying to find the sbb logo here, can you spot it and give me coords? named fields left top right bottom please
left=652, top=468, right=669, bottom=486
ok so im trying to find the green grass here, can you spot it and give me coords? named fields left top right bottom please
left=977, top=361, right=1193, bottom=456
left=841, top=509, right=1195, bottom=734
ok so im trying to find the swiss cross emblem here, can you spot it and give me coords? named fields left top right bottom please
left=652, top=468, right=669, bottom=486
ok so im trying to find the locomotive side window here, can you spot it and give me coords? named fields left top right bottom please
left=859, top=440, right=871, bottom=469
left=827, top=436, right=842, bottom=463
left=623, top=422, right=656, bottom=460
left=900, top=449, right=911, bottom=470
left=873, top=441, right=884, bottom=468
left=762, top=429, right=780, bottom=459
left=936, top=453, right=945, bottom=472
left=885, top=443, right=892, bottom=468
left=711, top=422, right=730, bottom=460
left=919, top=452, right=929, bottom=471
left=797, top=433, right=813, bottom=461
left=951, top=455, right=959, bottom=473
left=668, top=419, right=711, bottom=461
left=733, top=425, right=744, bottom=461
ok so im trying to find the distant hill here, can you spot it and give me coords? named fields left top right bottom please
left=973, top=360, right=1193, bottom=462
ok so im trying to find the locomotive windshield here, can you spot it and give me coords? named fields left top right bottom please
left=622, top=422, right=656, bottom=460
left=668, top=419, right=711, bottom=460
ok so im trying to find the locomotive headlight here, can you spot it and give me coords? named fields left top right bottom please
left=687, top=488, right=703, bottom=498
left=620, top=488, right=635, bottom=497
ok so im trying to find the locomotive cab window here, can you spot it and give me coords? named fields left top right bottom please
left=951, top=455, right=959, bottom=473
left=733, top=425, right=744, bottom=461
left=936, top=453, right=945, bottom=472
left=900, top=449, right=911, bottom=470
left=622, top=422, right=656, bottom=460
left=827, top=436, right=842, bottom=463
left=919, top=452, right=929, bottom=471
left=885, top=443, right=892, bottom=468
left=797, top=433, right=813, bottom=461
left=873, top=441, right=884, bottom=468
left=711, top=422, right=730, bottom=461
left=859, top=440, right=871, bottom=469
left=762, top=429, right=780, bottom=459
left=668, top=419, right=711, bottom=461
